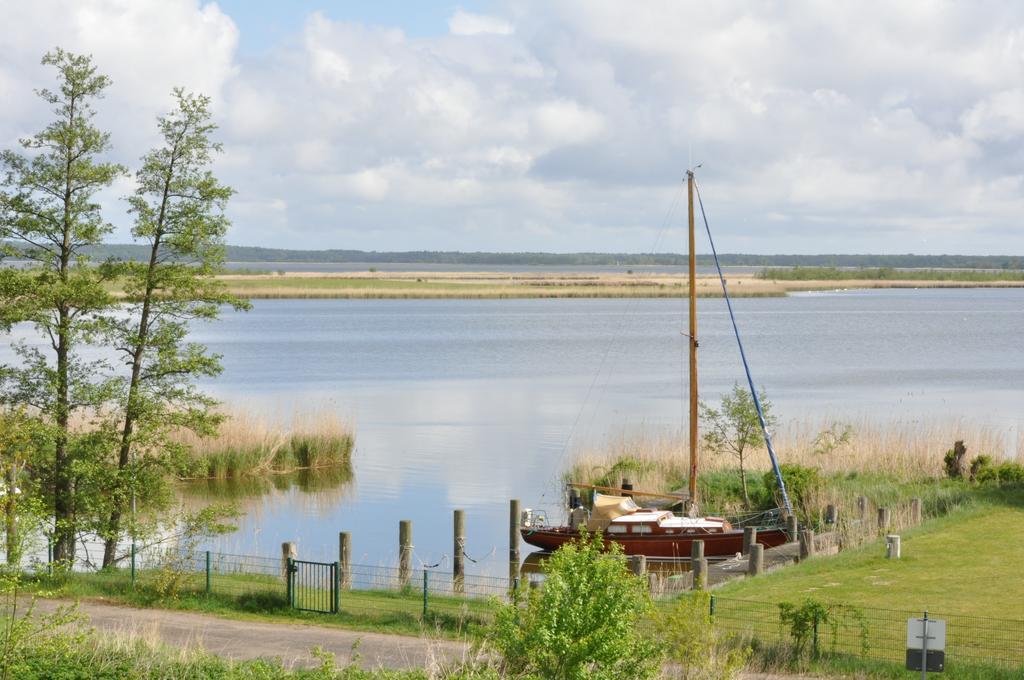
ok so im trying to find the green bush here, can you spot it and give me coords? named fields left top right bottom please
left=657, top=592, right=748, bottom=680
left=764, top=464, right=823, bottom=526
left=490, top=530, right=662, bottom=680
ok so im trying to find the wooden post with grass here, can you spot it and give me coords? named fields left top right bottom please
left=748, top=543, right=764, bottom=576
left=786, top=514, right=798, bottom=541
left=399, top=520, right=413, bottom=589
left=509, top=499, right=521, bottom=584
left=742, top=526, right=757, bottom=555
left=692, top=558, right=708, bottom=590
left=799, top=529, right=815, bottom=560
left=825, top=504, right=838, bottom=525
left=857, top=496, right=868, bottom=521
left=910, top=497, right=922, bottom=525
left=629, top=554, right=647, bottom=576
left=691, top=539, right=704, bottom=561
left=453, top=509, right=465, bottom=594
left=877, top=507, right=891, bottom=533
left=281, top=541, right=296, bottom=580
left=338, top=532, right=351, bottom=591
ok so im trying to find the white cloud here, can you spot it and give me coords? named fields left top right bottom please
left=2, top=1, right=1023, bottom=253
left=448, top=10, right=514, bottom=36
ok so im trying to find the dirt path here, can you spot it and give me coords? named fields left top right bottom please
left=32, top=598, right=473, bottom=671
left=33, top=599, right=824, bottom=678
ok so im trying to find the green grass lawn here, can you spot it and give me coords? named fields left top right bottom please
left=717, top=490, right=1024, bottom=616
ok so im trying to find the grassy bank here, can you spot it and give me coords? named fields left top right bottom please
left=175, top=410, right=355, bottom=479
left=759, top=266, right=1024, bottom=282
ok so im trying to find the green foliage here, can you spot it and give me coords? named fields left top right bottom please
left=777, top=598, right=869, bottom=666
left=491, top=530, right=662, bottom=680
left=0, top=571, right=85, bottom=680
left=971, top=456, right=1024, bottom=486
left=657, top=593, right=749, bottom=680
left=763, top=464, right=823, bottom=527
left=700, top=383, right=776, bottom=509
left=811, top=423, right=853, bottom=457
left=590, top=455, right=657, bottom=489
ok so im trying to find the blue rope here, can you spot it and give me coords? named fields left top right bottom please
left=693, top=178, right=793, bottom=516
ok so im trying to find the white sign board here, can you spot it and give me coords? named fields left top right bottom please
left=907, top=618, right=946, bottom=651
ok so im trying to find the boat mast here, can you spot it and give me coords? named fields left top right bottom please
left=687, top=170, right=699, bottom=512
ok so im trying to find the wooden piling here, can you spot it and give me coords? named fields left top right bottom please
left=742, top=526, right=757, bottom=555
left=629, top=554, right=647, bottom=576
left=799, top=529, right=815, bottom=560
left=786, top=514, right=798, bottom=541
left=453, top=509, right=465, bottom=594
left=691, top=539, right=704, bottom=561
left=509, top=499, right=521, bottom=583
left=825, top=504, right=838, bottom=525
left=338, top=532, right=351, bottom=591
left=281, top=541, right=296, bottom=580
left=399, top=520, right=412, bottom=589
left=748, top=543, right=764, bottom=576
left=910, top=497, right=922, bottom=525
left=886, top=534, right=901, bottom=560
left=621, top=477, right=633, bottom=498
left=692, top=558, right=708, bottom=590
left=877, top=507, right=891, bottom=532
left=857, top=496, right=868, bottom=520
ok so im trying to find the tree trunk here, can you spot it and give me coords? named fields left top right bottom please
left=52, top=315, right=73, bottom=565
left=739, top=452, right=750, bottom=510
left=4, top=467, right=18, bottom=567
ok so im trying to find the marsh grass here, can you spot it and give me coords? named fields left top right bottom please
left=174, top=410, right=355, bottom=480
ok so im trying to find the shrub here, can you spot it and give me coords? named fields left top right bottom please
left=657, top=592, right=749, bottom=680
left=764, top=464, right=823, bottom=526
left=490, top=530, right=662, bottom=680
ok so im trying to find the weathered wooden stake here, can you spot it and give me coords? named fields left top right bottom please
left=399, top=520, right=413, bottom=589
left=509, top=499, right=521, bottom=583
left=910, top=497, right=922, bottom=525
left=886, top=534, right=901, bottom=559
left=692, top=558, right=708, bottom=590
left=786, top=514, right=798, bottom=540
left=338, top=532, right=351, bottom=591
left=691, top=539, right=704, bottom=561
left=281, top=541, right=296, bottom=580
left=825, top=504, right=838, bottom=524
left=748, top=543, right=764, bottom=576
left=453, top=509, right=465, bottom=594
left=629, top=554, right=647, bottom=576
left=799, top=529, right=815, bottom=560
left=742, top=526, right=757, bottom=555
left=857, top=496, right=868, bottom=520
left=877, top=507, right=891, bottom=532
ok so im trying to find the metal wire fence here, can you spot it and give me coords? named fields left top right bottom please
left=712, top=595, right=1024, bottom=669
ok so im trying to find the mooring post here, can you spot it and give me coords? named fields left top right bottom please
left=799, top=529, right=815, bottom=560
left=621, top=477, right=633, bottom=498
left=629, top=554, right=647, bottom=576
left=692, top=558, right=708, bottom=590
left=877, top=507, right=891, bottom=533
left=338, top=531, right=351, bottom=591
left=910, top=497, right=922, bottom=525
left=886, top=534, right=901, bottom=560
left=205, top=550, right=212, bottom=595
left=569, top=488, right=580, bottom=509
left=748, top=543, right=764, bottom=576
left=281, top=541, right=296, bottom=581
left=332, top=561, right=340, bottom=613
left=453, top=509, right=465, bottom=594
left=857, top=496, right=868, bottom=521
left=509, top=499, right=521, bottom=584
left=786, top=514, right=798, bottom=541
left=691, top=539, right=704, bottom=562
left=825, top=504, right=838, bottom=525
left=742, top=526, right=757, bottom=555
left=399, top=520, right=412, bottom=589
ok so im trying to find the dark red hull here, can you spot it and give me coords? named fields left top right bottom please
left=521, top=526, right=789, bottom=558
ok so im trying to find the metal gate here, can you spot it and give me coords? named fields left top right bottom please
left=286, top=558, right=339, bottom=614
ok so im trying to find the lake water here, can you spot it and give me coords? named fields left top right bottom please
left=172, top=288, right=1024, bottom=574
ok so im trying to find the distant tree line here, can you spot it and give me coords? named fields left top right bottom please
left=5, top=244, right=1024, bottom=270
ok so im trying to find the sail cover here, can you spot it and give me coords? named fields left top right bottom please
left=586, top=493, right=640, bottom=530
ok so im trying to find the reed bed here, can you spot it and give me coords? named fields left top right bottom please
left=174, top=409, right=354, bottom=480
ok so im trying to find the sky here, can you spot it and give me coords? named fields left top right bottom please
left=1, top=1, right=1023, bottom=254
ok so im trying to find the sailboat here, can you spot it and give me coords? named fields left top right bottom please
left=520, top=170, right=792, bottom=559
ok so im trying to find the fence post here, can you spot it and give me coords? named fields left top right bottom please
left=709, top=593, right=716, bottom=617
left=422, top=569, right=429, bottom=619
left=691, top=539, right=704, bottom=561
left=857, top=496, right=868, bottom=520
left=205, top=550, right=211, bottom=595
left=333, top=561, right=340, bottom=613
left=692, top=558, right=708, bottom=590
left=742, top=526, right=757, bottom=555
left=338, top=532, right=351, bottom=591
left=799, top=529, right=815, bottom=560
left=629, top=554, right=647, bottom=576
left=286, top=557, right=294, bottom=607
left=399, top=520, right=412, bottom=589
left=785, top=514, right=798, bottom=541
left=825, top=504, right=838, bottom=525
left=910, top=497, right=922, bottom=525
left=130, top=543, right=136, bottom=588
left=877, top=507, right=891, bottom=533
left=509, top=499, right=521, bottom=584
left=47, top=537, right=53, bottom=576
left=281, top=542, right=297, bottom=580
left=453, top=509, right=465, bottom=594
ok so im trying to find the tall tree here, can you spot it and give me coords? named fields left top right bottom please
left=99, top=89, right=248, bottom=567
left=0, top=49, right=125, bottom=565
